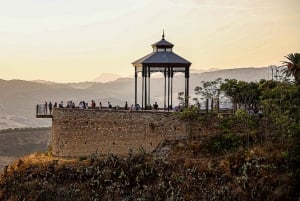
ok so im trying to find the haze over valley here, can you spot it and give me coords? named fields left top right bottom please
left=0, top=67, right=271, bottom=130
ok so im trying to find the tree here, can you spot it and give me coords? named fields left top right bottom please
left=259, top=80, right=300, bottom=144
left=221, top=79, right=260, bottom=111
left=240, top=81, right=260, bottom=110
left=281, top=53, right=300, bottom=85
left=194, top=78, right=222, bottom=112
left=220, top=79, right=240, bottom=111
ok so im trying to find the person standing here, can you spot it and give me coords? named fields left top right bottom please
left=44, top=101, right=48, bottom=114
left=125, top=101, right=128, bottom=110
left=91, top=100, right=96, bottom=109
left=59, top=101, right=64, bottom=108
left=153, top=102, right=158, bottom=110
left=49, top=102, right=53, bottom=114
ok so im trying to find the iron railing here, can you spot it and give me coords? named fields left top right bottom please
left=36, top=104, right=51, bottom=116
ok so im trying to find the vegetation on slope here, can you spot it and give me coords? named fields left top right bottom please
left=0, top=138, right=299, bottom=200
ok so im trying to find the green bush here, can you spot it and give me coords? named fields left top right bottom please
left=210, top=132, right=241, bottom=154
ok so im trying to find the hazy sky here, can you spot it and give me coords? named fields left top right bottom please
left=1, top=0, right=300, bottom=82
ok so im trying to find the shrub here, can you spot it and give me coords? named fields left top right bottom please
left=210, top=132, right=241, bottom=154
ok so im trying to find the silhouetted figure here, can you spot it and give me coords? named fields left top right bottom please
left=125, top=101, right=128, bottom=110
left=44, top=101, right=48, bottom=114
left=49, top=102, right=53, bottom=114
left=79, top=101, right=84, bottom=109
left=153, top=102, right=158, bottom=110
left=108, top=101, right=112, bottom=109
left=99, top=102, right=102, bottom=109
left=54, top=102, right=57, bottom=108
left=59, top=101, right=64, bottom=108
left=135, top=104, right=141, bottom=110
left=67, top=101, right=72, bottom=108
left=91, top=100, right=96, bottom=109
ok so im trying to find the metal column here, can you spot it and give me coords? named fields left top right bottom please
left=134, top=67, right=137, bottom=106
left=167, top=67, right=170, bottom=111
left=170, top=67, right=173, bottom=110
left=142, top=67, right=144, bottom=110
left=148, top=66, right=151, bottom=107
left=185, top=68, right=190, bottom=107
left=144, top=66, right=147, bottom=109
left=164, top=69, right=167, bottom=110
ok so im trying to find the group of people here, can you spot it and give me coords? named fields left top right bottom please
left=43, top=100, right=74, bottom=114
left=79, top=101, right=88, bottom=109
left=42, top=100, right=162, bottom=113
left=43, top=101, right=56, bottom=114
left=66, top=101, right=75, bottom=108
left=43, top=100, right=128, bottom=111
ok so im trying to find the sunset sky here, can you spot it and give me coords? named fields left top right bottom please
left=1, top=0, right=300, bottom=82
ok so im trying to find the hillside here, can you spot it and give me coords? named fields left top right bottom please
left=0, top=67, right=270, bottom=129
left=0, top=127, right=51, bottom=170
left=0, top=115, right=299, bottom=201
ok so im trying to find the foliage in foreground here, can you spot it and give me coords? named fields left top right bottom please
left=0, top=129, right=299, bottom=201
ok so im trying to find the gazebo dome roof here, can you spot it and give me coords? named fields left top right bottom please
left=151, top=39, right=174, bottom=49
left=132, top=51, right=191, bottom=67
left=151, top=32, right=174, bottom=48
left=132, top=32, right=191, bottom=68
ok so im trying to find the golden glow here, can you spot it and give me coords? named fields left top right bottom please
left=0, top=0, right=299, bottom=82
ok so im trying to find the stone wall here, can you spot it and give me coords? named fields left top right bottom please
left=52, top=108, right=190, bottom=157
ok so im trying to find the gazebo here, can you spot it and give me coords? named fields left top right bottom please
left=132, top=32, right=191, bottom=110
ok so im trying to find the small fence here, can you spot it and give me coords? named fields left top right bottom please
left=36, top=104, right=53, bottom=118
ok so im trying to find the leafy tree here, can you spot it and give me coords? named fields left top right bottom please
left=194, top=78, right=222, bottom=111
left=281, top=53, right=300, bottom=85
left=220, top=79, right=260, bottom=111
left=240, top=81, right=260, bottom=110
left=259, top=80, right=300, bottom=145
left=220, top=79, right=239, bottom=111
left=259, top=80, right=298, bottom=115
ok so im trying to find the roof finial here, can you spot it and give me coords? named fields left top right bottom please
left=162, top=29, right=165, bottom=39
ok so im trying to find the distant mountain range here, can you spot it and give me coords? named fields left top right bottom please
left=92, top=73, right=123, bottom=83
left=0, top=67, right=272, bottom=129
